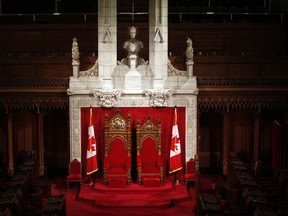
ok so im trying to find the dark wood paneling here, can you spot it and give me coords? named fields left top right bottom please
left=229, top=64, right=260, bottom=77
left=12, top=31, right=42, bottom=51
left=194, top=64, right=229, bottom=77
left=230, top=112, right=254, bottom=154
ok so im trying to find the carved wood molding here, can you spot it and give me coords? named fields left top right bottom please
left=198, top=98, right=288, bottom=112
left=0, top=97, right=68, bottom=112
left=0, top=78, right=69, bottom=91
left=197, top=77, right=288, bottom=112
left=197, top=77, right=288, bottom=88
left=0, top=78, right=69, bottom=111
left=0, top=96, right=68, bottom=112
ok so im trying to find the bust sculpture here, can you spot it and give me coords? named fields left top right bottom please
left=122, top=26, right=144, bottom=69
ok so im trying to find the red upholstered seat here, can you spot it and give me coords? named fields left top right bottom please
left=103, top=109, right=131, bottom=186
left=67, top=158, right=82, bottom=189
left=137, top=116, right=163, bottom=185
left=184, top=158, right=195, bottom=185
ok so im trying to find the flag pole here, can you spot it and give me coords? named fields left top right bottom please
left=169, top=106, right=183, bottom=185
left=175, top=172, right=180, bottom=185
left=86, top=107, right=98, bottom=186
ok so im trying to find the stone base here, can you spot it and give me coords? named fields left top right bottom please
left=125, top=69, right=142, bottom=89
left=69, top=76, right=103, bottom=90
left=112, top=64, right=153, bottom=90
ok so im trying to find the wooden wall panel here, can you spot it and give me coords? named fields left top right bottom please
left=44, top=112, right=69, bottom=170
left=260, top=63, right=288, bottom=77
left=13, top=112, right=34, bottom=156
left=0, top=32, right=12, bottom=51
left=12, top=31, right=42, bottom=52
left=199, top=112, right=223, bottom=153
left=230, top=112, right=254, bottom=154
left=224, top=29, right=255, bottom=52
left=229, top=64, right=260, bottom=77
left=5, top=65, right=38, bottom=78
left=254, top=29, right=285, bottom=54
left=194, top=64, right=229, bottom=77
left=38, top=65, right=72, bottom=78
left=198, top=152, right=222, bottom=169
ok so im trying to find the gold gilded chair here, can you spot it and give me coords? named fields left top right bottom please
left=136, top=116, right=163, bottom=185
left=103, top=109, right=132, bottom=186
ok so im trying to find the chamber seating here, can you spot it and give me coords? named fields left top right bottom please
left=184, top=158, right=196, bottom=186
left=66, top=158, right=82, bottom=189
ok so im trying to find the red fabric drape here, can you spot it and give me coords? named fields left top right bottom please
left=80, top=107, right=186, bottom=182
left=272, top=121, right=288, bottom=169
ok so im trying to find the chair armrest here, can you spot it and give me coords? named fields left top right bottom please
left=104, top=156, right=109, bottom=168
left=158, top=155, right=163, bottom=167
left=137, top=155, right=142, bottom=168
left=126, top=155, right=131, bottom=168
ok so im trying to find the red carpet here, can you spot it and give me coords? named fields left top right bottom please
left=78, top=181, right=190, bottom=209
left=50, top=176, right=196, bottom=215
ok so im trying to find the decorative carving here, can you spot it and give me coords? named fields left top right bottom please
left=110, top=116, right=126, bottom=130
left=186, top=37, right=194, bottom=61
left=93, top=89, right=122, bottom=108
left=102, top=28, right=112, bottom=43
left=79, top=59, right=98, bottom=76
left=167, top=59, right=188, bottom=77
left=153, top=27, right=164, bottom=43
left=144, top=89, right=173, bottom=107
left=72, top=37, right=80, bottom=64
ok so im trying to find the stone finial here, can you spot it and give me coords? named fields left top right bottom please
left=186, top=37, right=193, bottom=61
left=72, top=37, right=80, bottom=64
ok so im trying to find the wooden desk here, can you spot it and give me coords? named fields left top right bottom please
left=197, top=194, right=222, bottom=216
left=44, top=194, right=66, bottom=216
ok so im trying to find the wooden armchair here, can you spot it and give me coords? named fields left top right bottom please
left=136, top=116, right=163, bottom=185
left=103, top=110, right=132, bottom=186
left=66, top=158, right=82, bottom=189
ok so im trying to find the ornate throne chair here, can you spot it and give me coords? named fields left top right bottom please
left=136, top=116, right=163, bottom=186
left=103, top=110, right=132, bottom=187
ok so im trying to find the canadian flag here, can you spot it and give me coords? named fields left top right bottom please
left=86, top=108, right=98, bottom=175
left=169, top=107, right=183, bottom=174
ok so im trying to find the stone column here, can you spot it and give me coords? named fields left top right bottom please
left=149, top=0, right=168, bottom=89
left=98, top=0, right=117, bottom=89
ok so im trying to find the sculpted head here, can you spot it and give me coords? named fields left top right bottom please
left=129, top=26, right=137, bottom=38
